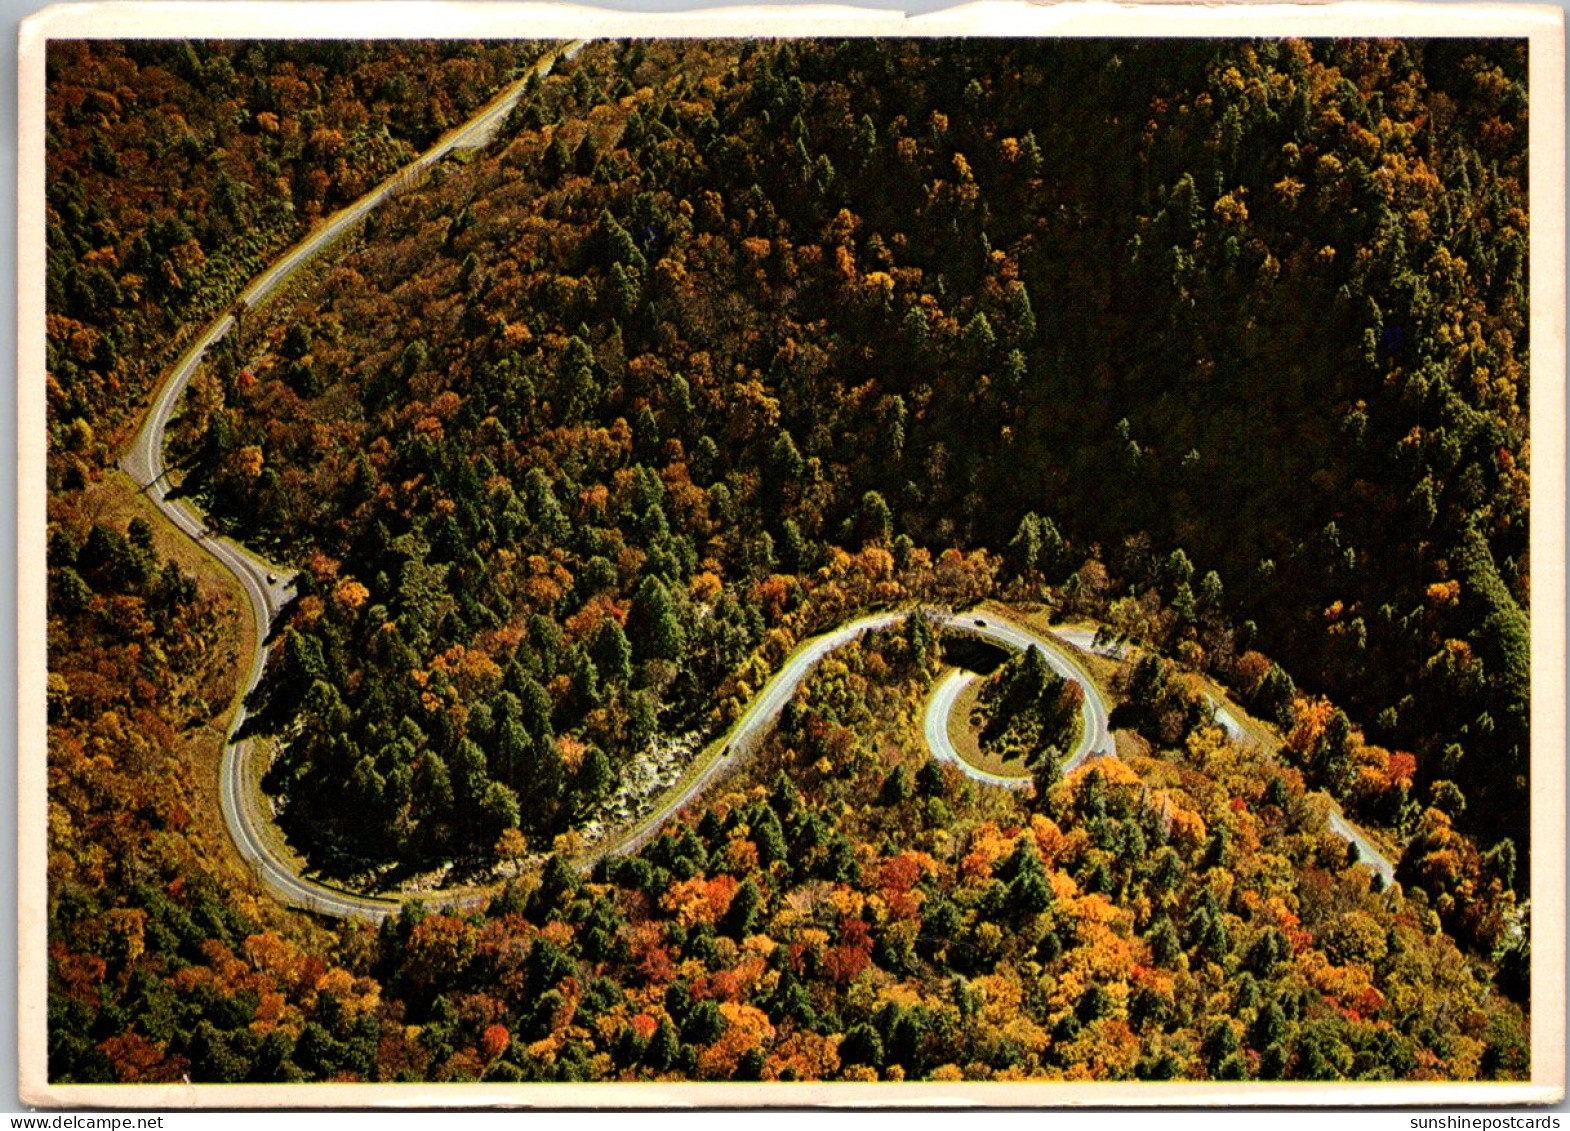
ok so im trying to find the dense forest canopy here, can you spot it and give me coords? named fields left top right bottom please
left=45, top=35, right=1532, bottom=1086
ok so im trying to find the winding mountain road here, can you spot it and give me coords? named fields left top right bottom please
left=637, top=608, right=1120, bottom=835
left=118, top=32, right=1394, bottom=919
left=921, top=612, right=1117, bottom=790
left=920, top=615, right=1396, bottom=885
left=119, top=42, right=586, bottom=921
left=596, top=611, right=907, bottom=859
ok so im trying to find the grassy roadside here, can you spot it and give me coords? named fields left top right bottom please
left=944, top=675, right=1025, bottom=777
left=984, top=601, right=1125, bottom=690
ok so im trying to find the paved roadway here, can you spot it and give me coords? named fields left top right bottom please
left=924, top=670, right=1033, bottom=790
left=597, top=611, right=907, bottom=858
left=959, top=611, right=1116, bottom=771
left=116, top=27, right=1395, bottom=914
left=923, top=617, right=1397, bottom=885
left=118, top=42, right=586, bottom=922
left=919, top=613, right=1118, bottom=791
left=606, top=608, right=1119, bottom=852
left=1327, top=811, right=1397, bottom=886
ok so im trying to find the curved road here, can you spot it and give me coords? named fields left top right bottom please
left=612, top=608, right=1120, bottom=855
left=920, top=612, right=1118, bottom=790
left=924, top=671, right=1032, bottom=790
left=119, top=31, right=1393, bottom=917
left=958, top=611, right=1116, bottom=770
left=120, top=42, right=586, bottom=921
left=594, top=611, right=906, bottom=859
left=940, top=619, right=1396, bottom=884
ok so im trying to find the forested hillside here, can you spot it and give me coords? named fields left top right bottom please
left=183, top=38, right=1527, bottom=884
left=47, top=39, right=546, bottom=477
left=45, top=36, right=1533, bottom=1084
left=42, top=37, right=555, bottom=1084
left=50, top=624, right=1529, bottom=1083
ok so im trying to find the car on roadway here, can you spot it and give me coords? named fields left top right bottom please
left=266, top=572, right=278, bottom=584
left=974, top=618, right=987, bottom=627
